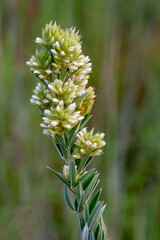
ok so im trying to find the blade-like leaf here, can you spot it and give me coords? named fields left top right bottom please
left=74, top=169, right=95, bottom=187
left=46, top=166, right=69, bottom=187
left=83, top=173, right=96, bottom=191
left=88, top=201, right=103, bottom=228
left=81, top=223, right=89, bottom=240
left=94, top=224, right=100, bottom=239
left=79, top=213, right=85, bottom=231
left=85, top=173, right=99, bottom=200
left=84, top=203, right=89, bottom=222
left=52, top=140, right=64, bottom=160
left=90, top=204, right=107, bottom=229
left=97, top=228, right=103, bottom=240
left=76, top=92, right=88, bottom=106
left=77, top=182, right=83, bottom=200
left=89, top=231, right=95, bottom=240
left=69, top=161, right=76, bottom=187
left=67, top=122, right=80, bottom=147
left=55, top=134, right=67, bottom=149
left=64, top=185, right=75, bottom=211
left=77, top=192, right=85, bottom=212
left=80, top=114, right=92, bottom=129
left=101, top=216, right=107, bottom=240
left=89, top=189, right=102, bottom=214
left=78, top=151, right=92, bottom=173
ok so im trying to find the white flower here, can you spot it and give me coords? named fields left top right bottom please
left=35, top=37, right=43, bottom=44
left=44, top=110, right=51, bottom=115
left=70, top=66, right=78, bottom=71
left=67, top=103, right=76, bottom=111
left=85, top=141, right=91, bottom=145
left=45, top=70, right=52, bottom=74
left=39, top=75, right=45, bottom=79
left=33, top=70, right=41, bottom=74
left=52, top=98, right=59, bottom=103
left=69, top=46, right=74, bottom=51
left=40, top=123, right=47, bottom=128
left=50, top=121, right=58, bottom=126
left=43, top=129, right=50, bottom=135
left=60, top=51, right=65, bottom=56
left=32, top=62, right=38, bottom=66
left=54, top=41, right=60, bottom=48
left=63, top=124, right=71, bottom=129
left=51, top=49, right=57, bottom=55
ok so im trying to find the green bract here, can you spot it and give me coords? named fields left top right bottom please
left=27, top=21, right=107, bottom=240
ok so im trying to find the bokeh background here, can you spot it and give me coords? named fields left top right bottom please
left=0, top=0, right=160, bottom=239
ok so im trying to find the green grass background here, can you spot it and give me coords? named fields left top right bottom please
left=0, top=0, right=160, bottom=239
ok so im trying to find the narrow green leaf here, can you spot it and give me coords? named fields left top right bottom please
left=74, top=169, right=95, bottom=187
left=84, top=203, right=89, bottom=222
left=81, top=223, right=89, bottom=240
left=74, top=198, right=78, bottom=211
left=64, top=185, right=75, bottom=211
left=89, top=189, right=102, bottom=214
left=52, top=140, right=64, bottom=160
left=67, top=122, right=80, bottom=147
left=80, top=114, right=92, bottom=129
left=60, top=144, right=68, bottom=160
left=94, top=224, right=100, bottom=239
left=77, top=182, right=83, bottom=200
left=101, top=216, right=107, bottom=240
left=90, top=204, right=107, bottom=229
left=78, top=151, right=92, bottom=173
left=83, top=173, right=96, bottom=191
left=97, top=228, right=103, bottom=240
left=55, top=134, right=67, bottom=149
left=85, top=173, right=99, bottom=200
left=88, top=201, right=103, bottom=228
left=46, top=166, right=69, bottom=187
left=79, top=213, right=85, bottom=231
left=76, top=92, right=88, bottom=106
left=77, top=192, right=85, bottom=212
left=84, top=156, right=95, bottom=169
left=89, top=231, right=95, bottom=240
left=69, top=161, right=76, bottom=187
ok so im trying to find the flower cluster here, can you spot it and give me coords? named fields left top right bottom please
left=73, top=128, right=106, bottom=158
left=27, top=21, right=95, bottom=135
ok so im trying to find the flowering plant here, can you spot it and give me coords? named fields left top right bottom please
left=27, top=21, right=107, bottom=240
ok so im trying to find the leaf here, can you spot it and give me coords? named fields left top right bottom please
left=88, top=201, right=103, bottom=228
left=76, top=92, right=88, bottom=106
left=77, top=182, right=83, bottom=200
left=64, top=185, right=75, bottom=211
left=89, top=203, right=107, bottom=229
left=84, top=203, right=89, bottom=222
left=89, top=231, right=95, bottom=240
left=74, top=169, right=95, bottom=187
left=97, top=228, right=103, bottom=240
left=85, top=173, right=99, bottom=201
left=89, top=189, right=102, bottom=214
left=80, top=113, right=92, bottom=129
left=78, top=151, right=92, bottom=173
left=100, top=216, right=107, bottom=240
left=69, top=161, right=76, bottom=187
left=60, top=144, right=68, bottom=160
left=77, top=192, right=85, bottom=212
left=67, top=122, right=81, bottom=148
left=79, top=213, right=85, bottom=231
left=52, top=140, right=64, bottom=160
left=94, top=224, right=100, bottom=239
left=46, top=166, right=69, bottom=187
left=84, top=156, right=95, bottom=169
left=81, top=223, right=89, bottom=240
left=55, top=134, right=67, bottom=149
left=83, top=173, right=96, bottom=191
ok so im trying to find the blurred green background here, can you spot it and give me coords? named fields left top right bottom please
left=0, top=0, right=160, bottom=239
